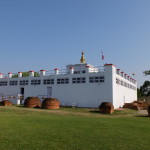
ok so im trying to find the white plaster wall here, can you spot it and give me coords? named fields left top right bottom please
left=113, top=71, right=137, bottom=108
left=0, top=64, right=137, bottom=108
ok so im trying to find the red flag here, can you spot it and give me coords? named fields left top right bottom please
left=101, top=50, right=104, bottom=60
left=102, top=54, right=104, bottom=60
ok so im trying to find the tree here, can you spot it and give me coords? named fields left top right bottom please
left=12, top=72, right=40, bottom=78
left=143, top=70, right=150, bottom=76
left=137, top=88, right=142, bottom=98
left=140, top=80, right=150, bottom=96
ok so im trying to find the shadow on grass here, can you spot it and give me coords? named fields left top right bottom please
left=16, top=105, right=24, bottom=108
left=134, top=115, right=149, bottom=118
left=89, top=110, right=100, bottom=114
left=16, top=105, right=41, bottom=110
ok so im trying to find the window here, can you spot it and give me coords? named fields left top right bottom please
left=124, top=82, right=127, bottom=87
left=121, top=81, right=123, bottom=86
left=9, top=81, right=18, bottom=86
left=31, top=80, right=41, bottom=85
left=74, top=70, right=85, bottom=74
left=72, top=77, right=86, bottom=83
left=0, top=81, right=7, bottom=86
left=116, top=78, right=120, bottom=84
left=89, top=76, right=104, bottom=83
left=43, top=79, right=54, bottom=84
left=57, top=78, right=69, bottom=84
left=20, top=80, right=28, bottom=85
left=74, top=71, right=80, bottom=74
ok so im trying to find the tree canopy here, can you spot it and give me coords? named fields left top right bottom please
left=143, top=70, right=150, bottom=76
left=139, top=80, right=150, bottom=97
left=12, top=72, right=40, bottom=78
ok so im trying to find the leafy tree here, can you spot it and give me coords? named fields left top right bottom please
left=143, top=70, right=150, bottom=76
left=140, top=80, right=150, bottom=96
left=34, top=72, right=40, bottom=77
left=22, top=72, right=29, bottom=77
left=137, top=88, right=142, bottom=98
left=12, top=72, right=40, bottom=78
left=12, top=74, right=18, bottom=78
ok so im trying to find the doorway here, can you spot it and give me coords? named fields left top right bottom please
left=20, top=88, right=24, bottom=95
left=47, top=87, right=52, bottom=97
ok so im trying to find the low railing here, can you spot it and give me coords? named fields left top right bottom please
left=0, top=66, right=105, bottom=78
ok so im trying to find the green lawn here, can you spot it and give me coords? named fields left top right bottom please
left=0, top=106, right=149, bottom=150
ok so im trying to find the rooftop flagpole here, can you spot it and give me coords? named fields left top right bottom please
left=101, top=50, right=105, bottom=66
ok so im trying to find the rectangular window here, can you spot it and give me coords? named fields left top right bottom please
left=89, top=76, right=104, bottom=83
left=9, top=81, right=18, bottom=86
left=72, top=77, right=86, bottom=84
left=43, top=79, right=54, bottom=85
left=0, top=81, right=8, bottom=86
left=20, top=80, right=29, bottom=85
left=121, top=81, right=123, bottom=85
left=57, top=78, right=69, bottom=84
left=74, top=70, right=85, bottom=74
left=116, top=78, right=120, bottom=84
left=31, top=80, right=41, bottom=85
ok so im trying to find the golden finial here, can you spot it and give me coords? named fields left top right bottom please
left=80, top=51, right=86, bottom=64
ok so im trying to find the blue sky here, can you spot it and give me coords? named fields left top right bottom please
left=0, top=0, right=150, bottom=87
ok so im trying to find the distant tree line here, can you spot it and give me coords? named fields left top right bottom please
left=138, top=70, right=150, bottom=99
left=138, top=81, right=150, bottom=97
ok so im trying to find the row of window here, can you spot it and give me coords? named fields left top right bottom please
left=0, top=81, right=7, bottom=86
left=43, top=79, right=54, bottom=84
left=89, top=76, right=104, bottom=83
left=0, top=76, right=105, bottom=86
left=72, top=77, right=86, bottom=83
left=57, top=78, right=69, bottom=84
left=116, top=78, right=136, bottom=90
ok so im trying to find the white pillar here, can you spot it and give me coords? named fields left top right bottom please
left=124, top=74, right=127, bottom=79
left=8, top=72, right=12, bottom=78
left=121, top=71, right=124, bottom=77
left=40, top=70, right=46, bottom=76
left=54, top=69, right=59, bottom=75
left=18, top=72, right=23, bottom=77
left=116, top=69, right=120, bottom=75
left=29, top=71, right=34, bottom=77
left=70, top=67, right=74, bottom=74
left=86, top=65, right=90, bottom=73
left=0, top=73, right=3, bottom=78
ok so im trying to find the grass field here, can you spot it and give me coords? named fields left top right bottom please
left=0, top=106, right=149, bottom=150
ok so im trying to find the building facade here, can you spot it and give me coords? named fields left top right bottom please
left=0, top=53, right=137, bottom=108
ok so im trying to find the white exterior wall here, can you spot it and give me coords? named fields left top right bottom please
left=111, top=65, right=137, bottom=108
left=18, top=72, right=111, bottom=107
left=0, top=63, right=137, bottom=108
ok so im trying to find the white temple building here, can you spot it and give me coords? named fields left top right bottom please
left=0, top=52, right=137, bottom=108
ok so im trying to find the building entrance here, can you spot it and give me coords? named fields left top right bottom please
left=47, top=87, right=52, bottom=97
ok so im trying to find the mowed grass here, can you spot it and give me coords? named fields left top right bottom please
left=0, top=106, right=149, bottom=150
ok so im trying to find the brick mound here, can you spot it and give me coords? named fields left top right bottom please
left=133, top=101, right=144, bottom=109
left=1, top=100, right=12, bottom=106
left=143, top=101, right=150, bottom=110
left=99, top=102, right=114, bottom=114
left=42, top=98, right=60, bottom=109
left=148, top=106, right=150, bottom=117
left=123, top=103, right=140, bottom=111
left=24, top=97, right=41, bottom=108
